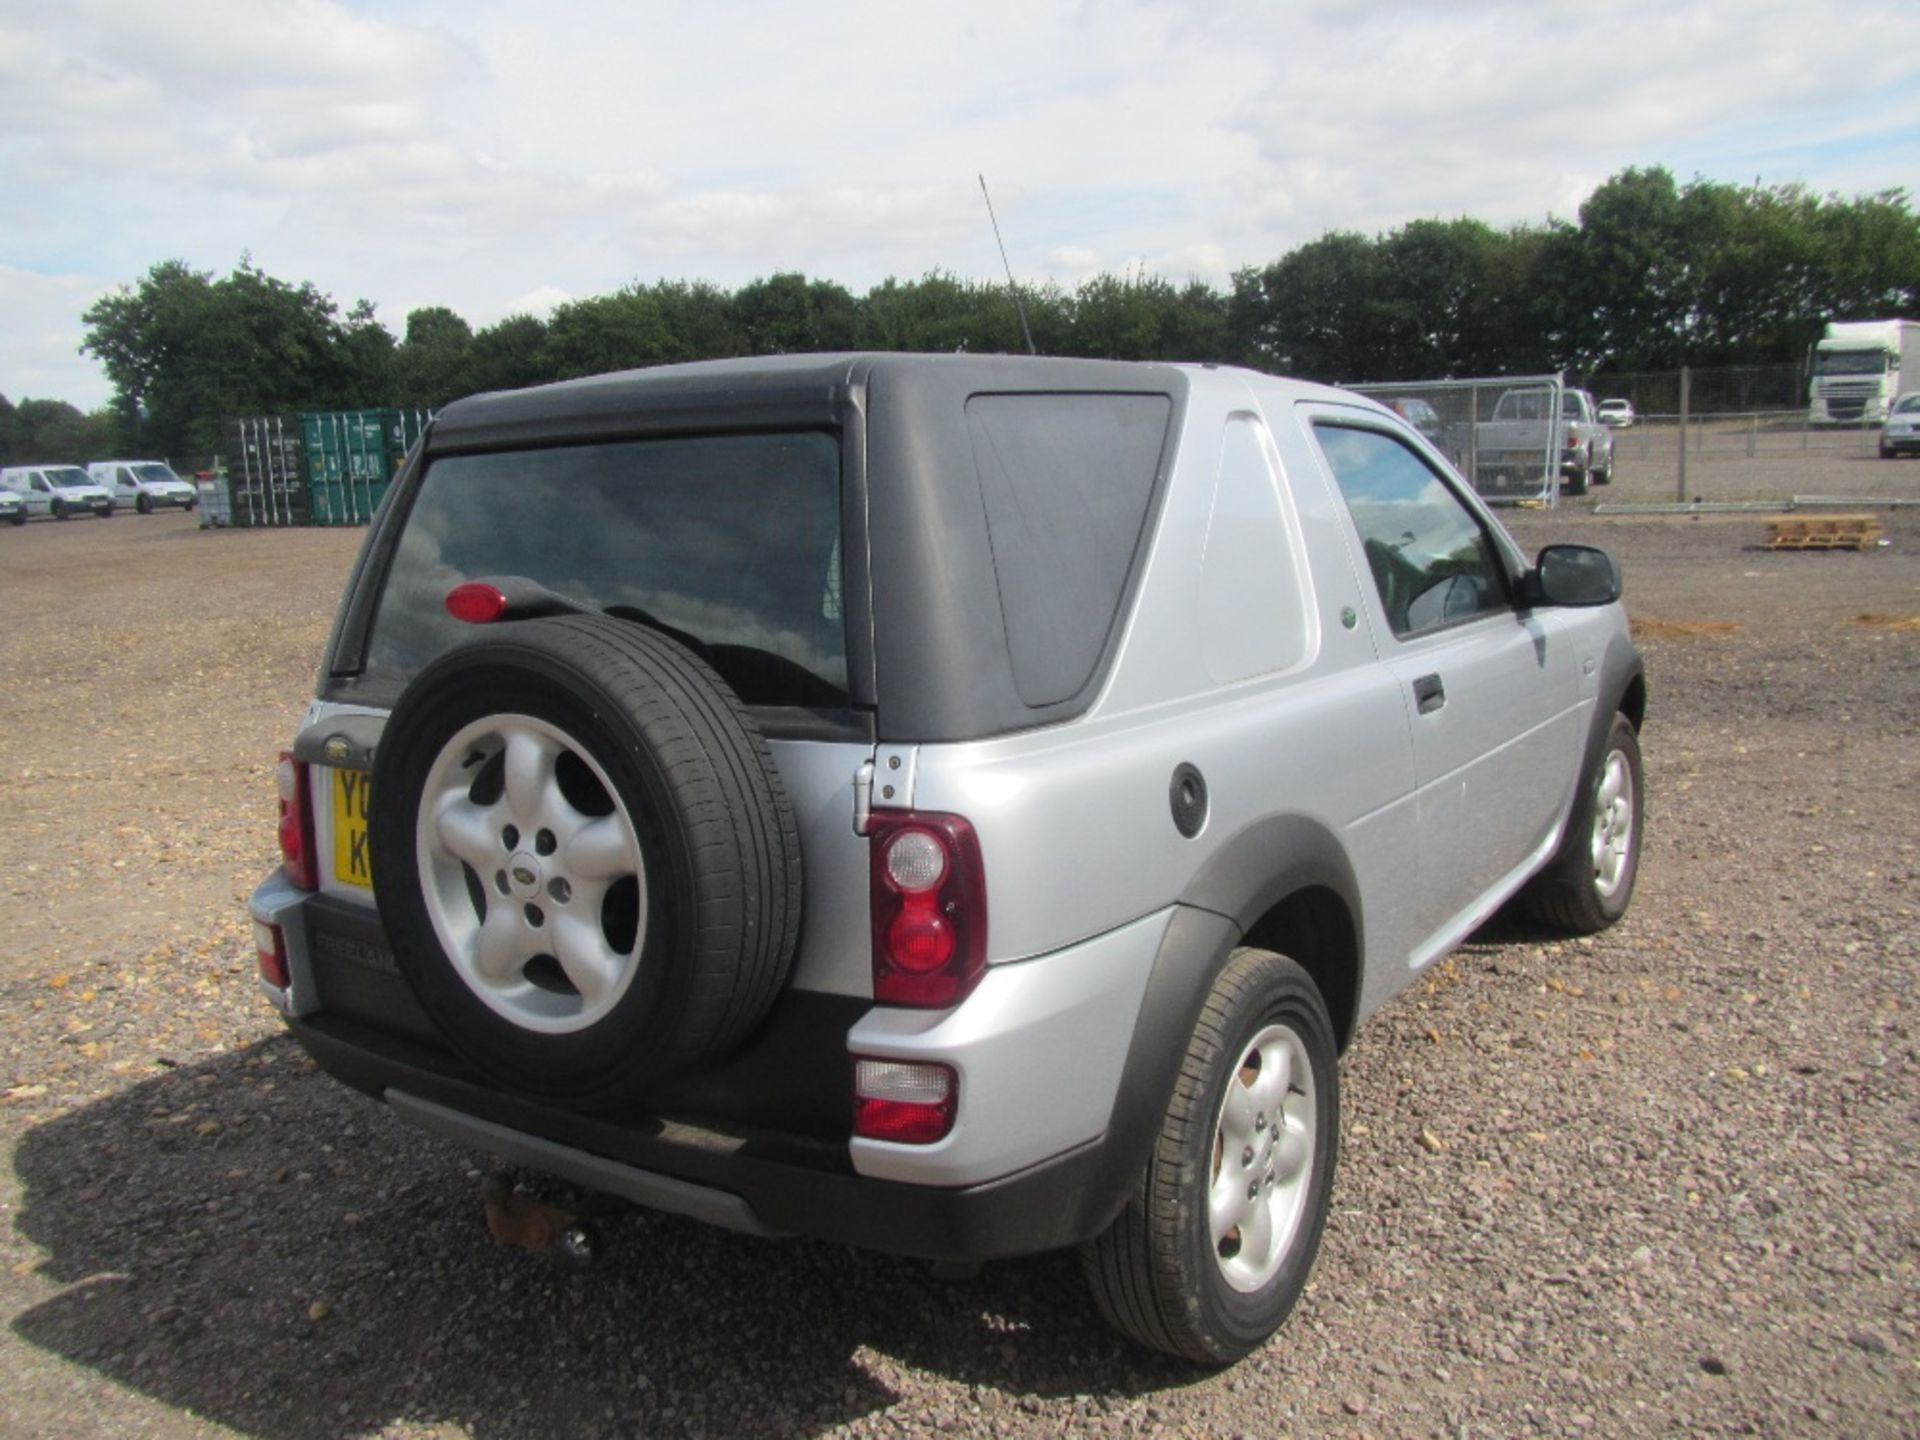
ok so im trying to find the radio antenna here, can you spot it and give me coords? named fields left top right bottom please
left=979, top=173, right=1037, bottom=355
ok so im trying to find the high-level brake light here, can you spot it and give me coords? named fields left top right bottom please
left=445, top=581, right=509, bottom=624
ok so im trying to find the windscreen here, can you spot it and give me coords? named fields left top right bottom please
left=1815, top=349, right=1890, bottom=376
left=364, top=431, right=849, bottom=707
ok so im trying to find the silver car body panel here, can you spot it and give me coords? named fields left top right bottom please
left=761, top=735, right=883, bottom=997
left=250, top=866, right=320, bottom=1017
left=847, top=907, right=1170, bottom=1185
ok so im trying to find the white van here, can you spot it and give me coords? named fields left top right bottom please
left=88, top=459, right=198, bottom=513
left=0, top=464, right=115, bottom=520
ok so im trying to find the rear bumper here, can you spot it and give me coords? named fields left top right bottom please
left=250, top=872, right=1182, bottom=1262
left=286, top=1009, right=1110, bottom=1261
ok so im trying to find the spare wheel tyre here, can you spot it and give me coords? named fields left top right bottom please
left=368, top=613, right=803, bottom=1109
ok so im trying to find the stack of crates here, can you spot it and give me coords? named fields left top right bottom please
left=224, top=416, right=310, bottom=527
left=300, top=409, right=433, bottom=525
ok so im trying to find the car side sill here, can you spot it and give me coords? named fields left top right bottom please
left=1406, top=822, right=1565, bottom=974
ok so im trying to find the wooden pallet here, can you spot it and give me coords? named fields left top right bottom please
left=1764, top=514, right=1883, bottom=551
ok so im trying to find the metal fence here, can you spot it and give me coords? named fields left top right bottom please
left=1606, top=410, right=1885, bottom=460
left=1351, top=366, right=1914, bottom=506
left=1592, top=410, right=1908, bottom=506
left=1577, top=363, right=1807, bottom=418
left=1350, top=374, right=1567, bottom=506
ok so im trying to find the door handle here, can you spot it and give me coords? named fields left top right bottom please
left=1413, top=673, right=1446, bottom=714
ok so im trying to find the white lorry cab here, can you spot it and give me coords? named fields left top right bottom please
left=0, top=464, right=115, bottom=520
left=89, top=460, right=198, bottom=513
left=1809, top=319, right=1920, bottom=425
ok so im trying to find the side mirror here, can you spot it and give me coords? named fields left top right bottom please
left=1526, top=544, right=1621, bottom=607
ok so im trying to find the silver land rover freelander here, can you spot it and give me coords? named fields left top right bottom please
left=250, top=354, right=1645, bottom=1363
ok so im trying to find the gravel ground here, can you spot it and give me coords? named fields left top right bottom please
left=2, top=461, right=1916, bottom=1438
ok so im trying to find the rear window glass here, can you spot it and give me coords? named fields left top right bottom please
left=364, top=431, right=848, bottom=707
left=966, top=392, right=1171, bottom=707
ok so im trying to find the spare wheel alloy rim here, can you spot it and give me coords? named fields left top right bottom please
left=1209, top=1021, right=1317, bottom=1292
left=415, top=712, right=648, bottom=1034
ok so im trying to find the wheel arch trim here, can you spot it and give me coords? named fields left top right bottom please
left=1068, top=818, right=1365, bottom=1246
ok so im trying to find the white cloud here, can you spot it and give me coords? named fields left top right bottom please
left=497, top=285, right=574, bottom=321
left=2, top=0, right=1917, bottom=408
left=0, top=267, right=115, bottom=407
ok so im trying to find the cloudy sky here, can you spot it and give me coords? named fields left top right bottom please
left=3, top=0, right=1918, bottom=410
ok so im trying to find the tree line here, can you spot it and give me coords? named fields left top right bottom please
left=4, top=166, right=1912, bottom=465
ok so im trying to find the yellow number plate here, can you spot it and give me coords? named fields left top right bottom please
left=332, top=769, right=373, bottom=890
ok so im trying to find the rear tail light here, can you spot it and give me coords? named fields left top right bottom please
left=277, top=751, right=317, bottom=891
left=869, top=810, right=986, bottom=1008
left=254, top=919, right=289, bottom=989
left=852, top=1058, right=957, bottom=1143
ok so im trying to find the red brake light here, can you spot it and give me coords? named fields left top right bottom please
left=277, top=752, right=317, bottom=891
left=445, top=581, right=509, bottom=624
left=852, top=1058, right=957, bottom=1143
left=869, top=811, right=986, bottom=1007
left=254, top=919, right=289, bottom=989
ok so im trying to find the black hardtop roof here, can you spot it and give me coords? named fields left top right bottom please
left=406, top=352, right=1196, bottom=741
left=427, top=352, right=1190, bottom=452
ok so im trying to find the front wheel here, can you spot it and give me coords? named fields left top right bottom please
left=52, top=500, right=69, bottom=521
left=1522, top=713, right=1644, bottom=933
left=137, top=493, right=153, bottom=514
left=1082, top=947, right=1339, bottom=1364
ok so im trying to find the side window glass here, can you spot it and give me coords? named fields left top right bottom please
left=965, top=392, right=1171, bottom=708
left=1313, top=422, right=1509, bottom=639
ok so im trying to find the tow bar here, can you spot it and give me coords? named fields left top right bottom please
left=481, top=1171, right=631, bottom=1271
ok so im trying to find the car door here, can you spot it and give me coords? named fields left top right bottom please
left=1308, top=412, right=1583, bottom=956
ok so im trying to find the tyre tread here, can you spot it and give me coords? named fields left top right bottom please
left=1083, top=947, right=1337, bottom=1365
left=1519, top=712, right=1643, bottom=936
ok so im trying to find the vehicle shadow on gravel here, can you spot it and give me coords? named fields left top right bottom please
left=13, top=1036, right=1189, bottom=1438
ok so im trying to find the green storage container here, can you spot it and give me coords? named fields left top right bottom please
left=300, top=409, right=398, bottom=526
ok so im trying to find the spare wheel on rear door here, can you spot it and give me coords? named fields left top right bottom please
left=368, top=613, right=803, bottom=1110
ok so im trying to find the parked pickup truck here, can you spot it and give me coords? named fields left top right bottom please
left=1474, top=386, right=1614, bottom=497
